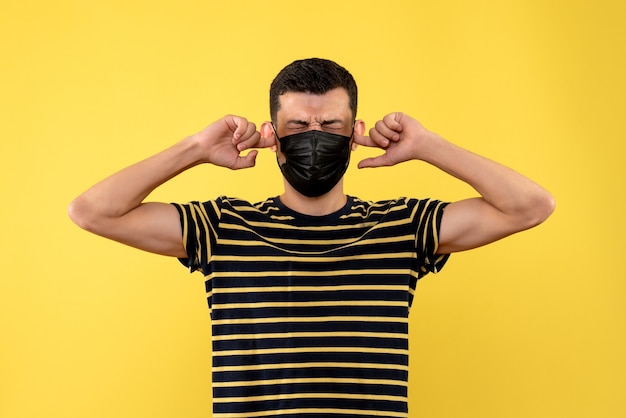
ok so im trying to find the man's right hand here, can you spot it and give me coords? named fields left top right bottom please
left=191, top=115, right=276, bottom=169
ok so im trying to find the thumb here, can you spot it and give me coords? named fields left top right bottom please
left=357, top=154, right=393, bottom=169
left=231, top=149, right=259, bottom=170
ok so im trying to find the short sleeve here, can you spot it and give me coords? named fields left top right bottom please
left=170, top=199, right=222, bottom=276
left=412, top=199, right=450, bottom=279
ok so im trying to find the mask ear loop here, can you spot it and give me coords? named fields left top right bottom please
left=271, top=124, right=286, bottom=169
left=347, top=121, right=357, bottom=152
left=271, top=124, right=285, bottom=157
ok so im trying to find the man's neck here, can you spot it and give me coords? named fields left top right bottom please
left=280, top=183, right=347, bottom=216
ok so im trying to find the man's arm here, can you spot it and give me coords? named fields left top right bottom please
left=68, top=116, right=272, bottom=257
left=355, top=112, right=555, bottom=254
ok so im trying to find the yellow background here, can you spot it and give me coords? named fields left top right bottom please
left=1, top=1, right=624, bottom=417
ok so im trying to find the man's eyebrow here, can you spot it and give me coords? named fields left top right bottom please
left=285, top=119, right=344, bottom=125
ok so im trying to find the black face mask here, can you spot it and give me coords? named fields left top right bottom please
left=275, top=128, right=353, bottom=198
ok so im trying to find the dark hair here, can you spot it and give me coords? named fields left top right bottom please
left=269, top=58, right=358, bottom=122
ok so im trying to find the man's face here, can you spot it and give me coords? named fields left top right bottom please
left=274, top=88, right=353, bottom=163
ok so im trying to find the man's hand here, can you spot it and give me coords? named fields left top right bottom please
left=191, top=115, right=276, bottom=169
left=354, top=112, right=430, bottom=168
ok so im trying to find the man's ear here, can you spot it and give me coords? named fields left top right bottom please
left=351, top=119, right=366, bottom=151
left=260, top=121, right=277, bottom=152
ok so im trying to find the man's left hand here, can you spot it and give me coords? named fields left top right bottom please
left=353, top=112, right=431, bottom=168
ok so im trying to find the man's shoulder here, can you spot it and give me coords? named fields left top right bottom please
left=209, top=195, right=279, bottom=209
left=347, top=196, right=447, bottom=219
left=348, top=195, right=414, bottom=210
left=216, top=196, right=288, bottom=220
left=175, top=196, right=281, bottom=219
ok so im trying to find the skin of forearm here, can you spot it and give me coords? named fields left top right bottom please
left=418, top=132, right=555, bottom=221
left=68, top=137, right=201, bottom=227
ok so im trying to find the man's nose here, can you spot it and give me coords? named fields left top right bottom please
left=309, top=122, right=323, bottom=131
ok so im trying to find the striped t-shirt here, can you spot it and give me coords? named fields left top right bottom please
left=172, top=195, right=450, bottom=418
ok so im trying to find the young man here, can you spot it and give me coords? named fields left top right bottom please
left=69, top=58, right=554, bottom=418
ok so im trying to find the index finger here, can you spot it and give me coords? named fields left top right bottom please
left=238, top=134, right=277, bottom=151
left=352, top=133, right=376, bottom=148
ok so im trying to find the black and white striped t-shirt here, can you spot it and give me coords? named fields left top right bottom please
left=172, top=195, right=450, bottom=418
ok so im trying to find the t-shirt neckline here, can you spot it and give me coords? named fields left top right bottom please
left=273, top=195, right=355, bottom=222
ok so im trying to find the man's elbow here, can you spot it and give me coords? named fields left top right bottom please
left=522, top=190, right=556, bottom=230
left=68, top=196, right=100, bottom=233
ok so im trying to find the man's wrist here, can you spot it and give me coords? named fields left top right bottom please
left=413, top=131, right=447, bottom=163
left=177, top=135, right=208, bottom=167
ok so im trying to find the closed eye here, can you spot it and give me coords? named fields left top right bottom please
left=283, top=119, right=347, bottom=133
left=285, top=120, right=310, bottom=131
left=321, top=120, right=344, bottom=130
